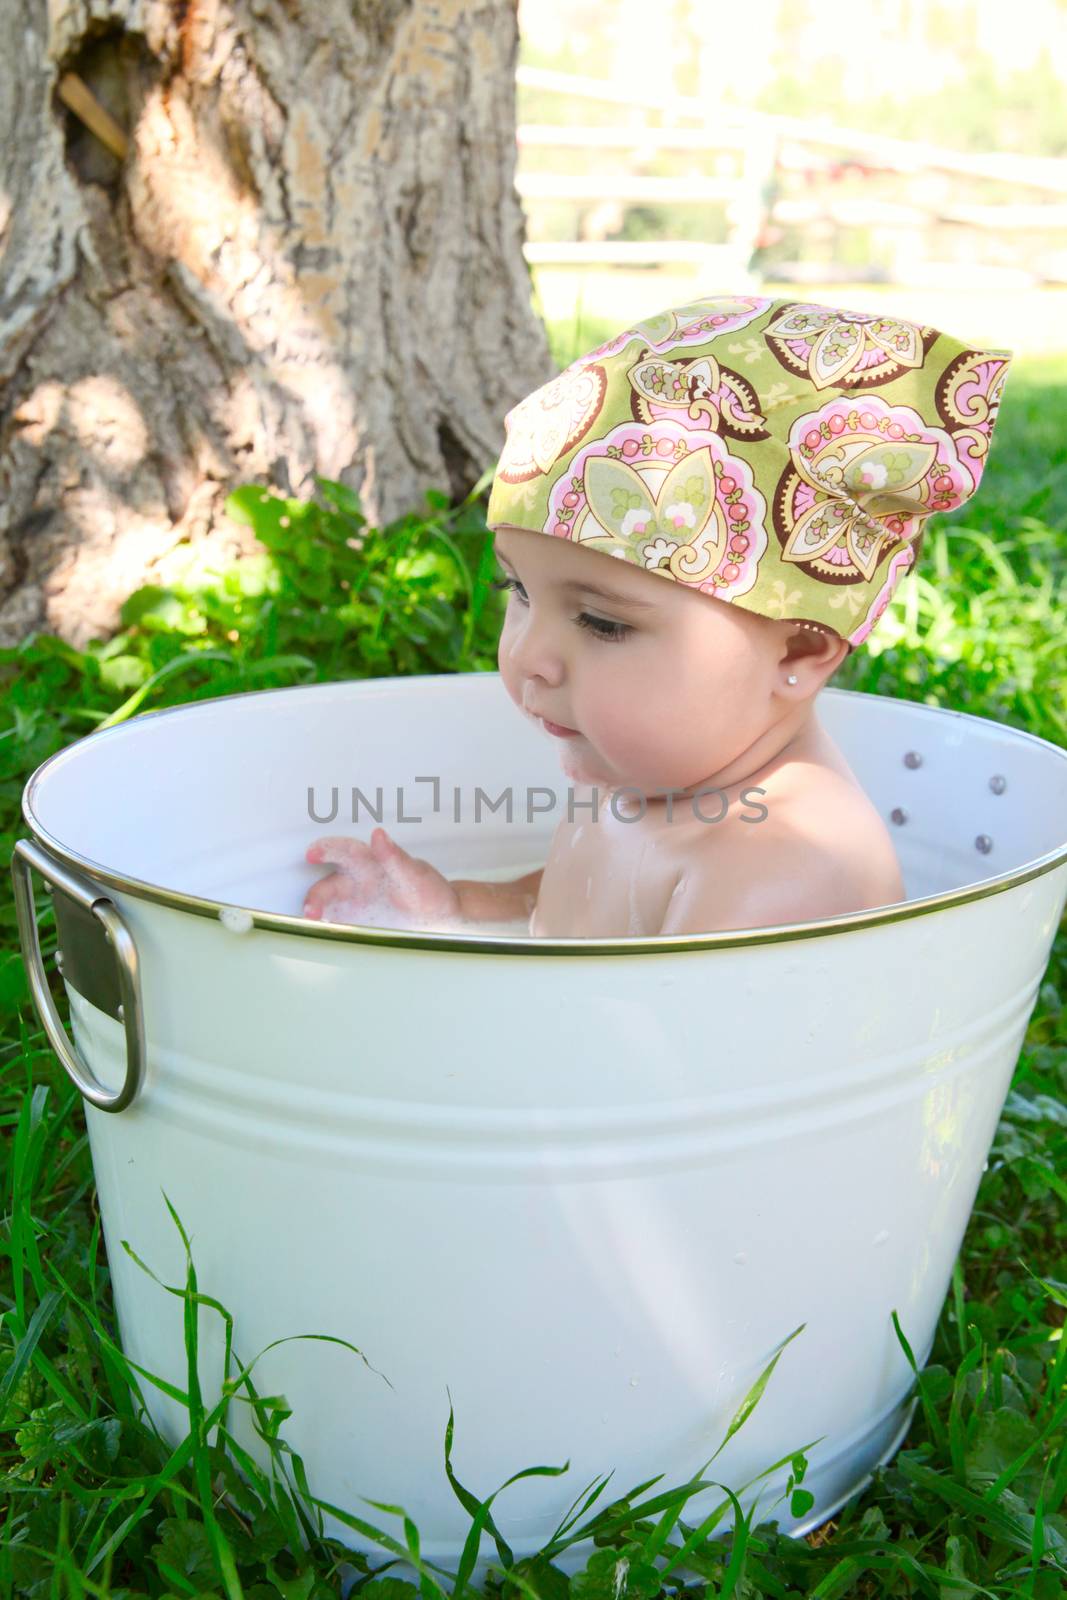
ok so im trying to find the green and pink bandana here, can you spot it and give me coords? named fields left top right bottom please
left=487, top=295, right=1013, bottom=648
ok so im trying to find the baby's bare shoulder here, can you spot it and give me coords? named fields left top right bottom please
left=659, top=766, right=904, bottom=936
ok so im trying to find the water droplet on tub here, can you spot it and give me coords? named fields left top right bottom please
left=733, top=1251, right=747, bottom=1266
left=629, top=1377, right=639, bottom=1388
left=219, top=906, right=254, bottom=934
left=613, top=1347, right=622, bottom=1358
left=873, top=1229, right=890, bottom=1247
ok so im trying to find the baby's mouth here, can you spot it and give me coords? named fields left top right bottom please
left=524, top=696, right=580, bottom=739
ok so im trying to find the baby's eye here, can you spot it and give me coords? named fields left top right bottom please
left=492, top=577, right=629, bottom=642
left=491, top=575, right=527, bottom=602
left=576, top=612, right=630, bottom=643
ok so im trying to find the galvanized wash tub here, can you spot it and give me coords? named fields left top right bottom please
left=13, top=673, right=1067, bottom=1579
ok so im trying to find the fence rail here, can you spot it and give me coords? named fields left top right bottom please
left=516, top=66, right=1067, bottom=192
left=516, top=65, right=1067, bottom=284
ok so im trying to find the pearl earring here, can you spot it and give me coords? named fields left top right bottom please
left=786, top=673, right=798, bottom=685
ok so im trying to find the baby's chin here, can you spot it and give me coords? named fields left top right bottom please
left=554, top=738, right=609, bottom=788
left=555, top=740, right=651, bottom=794
left=556, top=741, right=713, bottom=800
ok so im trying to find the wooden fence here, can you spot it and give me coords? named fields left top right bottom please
left=516, top=65, right=1067, bottom=287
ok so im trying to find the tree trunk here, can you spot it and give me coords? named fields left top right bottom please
left=0, top=0, right=553, bottom=647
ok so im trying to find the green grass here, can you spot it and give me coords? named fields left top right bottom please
left=1, top=361, right=1066, bottom=1597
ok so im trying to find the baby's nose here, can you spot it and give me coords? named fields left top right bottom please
left=505, top=614, right=566, bottom=686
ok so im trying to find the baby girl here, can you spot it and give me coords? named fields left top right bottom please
left=303, top=295, right=1011, bottom=938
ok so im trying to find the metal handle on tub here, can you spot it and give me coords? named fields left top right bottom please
left=10, top=839, right=145, bottom=1113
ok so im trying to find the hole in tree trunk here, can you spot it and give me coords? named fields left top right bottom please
left=437, top=420, right=478, bottom=505
left=58, top=26, right=153, bottom=191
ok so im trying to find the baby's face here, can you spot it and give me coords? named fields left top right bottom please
left=494, top=526, right=799, bottom=796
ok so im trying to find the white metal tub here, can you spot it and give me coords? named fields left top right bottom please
left=12, top=674, right=1067, bottom=1579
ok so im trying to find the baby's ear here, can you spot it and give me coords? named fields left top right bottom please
left=781, top=623, right=849, bottom=686
left=825, top=647, right=850, bottom=680
left=782, top=622, right=837, bottom=657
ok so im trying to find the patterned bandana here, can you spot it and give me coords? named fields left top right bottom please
left=487, top=295, right=1013, bottom=649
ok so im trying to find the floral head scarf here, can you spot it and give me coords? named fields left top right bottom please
left=486, top=295, right=1012, bottom=648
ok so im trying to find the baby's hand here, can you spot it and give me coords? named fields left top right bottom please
left=303, top=827, right=463, bottom=930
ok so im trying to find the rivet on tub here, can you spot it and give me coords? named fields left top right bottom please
left=975, top=835, right=993, bottom=855
left=989, top=774, right=1007, bottom=795
left=54, top=949, right=64, bottom=971
left=890, top=808, right=907, bottom=825
left=903, top=751, right=923, bottom=769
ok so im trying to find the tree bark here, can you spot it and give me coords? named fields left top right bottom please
left=0, top=0, right=553, bottom=647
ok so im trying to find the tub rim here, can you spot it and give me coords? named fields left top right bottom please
left=19, top=677, right=1067, bottom=958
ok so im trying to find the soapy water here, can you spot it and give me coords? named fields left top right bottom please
left=314, top=885, right=531, bottom=938
left=211, top=853, right=539, bottom=935
left=307, top=867, right=535, bottom=937
left=218, top=906, right=255, bottom=935
left=308, top=842, right=684, bottom=939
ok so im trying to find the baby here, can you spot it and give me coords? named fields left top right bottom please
left=303, top=295, right=1012, bottom=938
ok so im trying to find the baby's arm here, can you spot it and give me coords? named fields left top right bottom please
left=450, top=869, right=543, bottom=925
left=305, top=829, right=543, bottom=929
